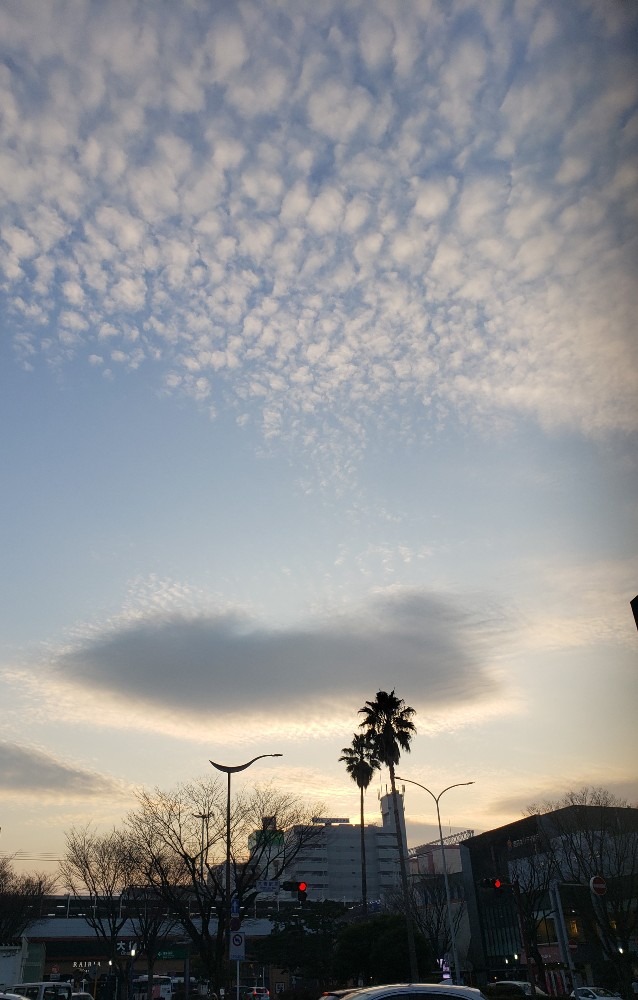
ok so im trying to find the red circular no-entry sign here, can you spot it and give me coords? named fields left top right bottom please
left=590, top=875, right=607, bottom=896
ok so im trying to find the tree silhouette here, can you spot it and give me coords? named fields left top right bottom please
left=359, top=688, right=418, bottom=980
left=0, top=856, right=56, bottom=942
left=339, top=733, right=381, bottom=915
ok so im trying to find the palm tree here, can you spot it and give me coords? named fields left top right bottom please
left=339, top=733, right=381, bottom=915
left=359, top=689, right=418, bottom=980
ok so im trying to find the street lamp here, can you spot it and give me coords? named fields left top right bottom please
left=193, top=811, right=213, bottom=885
left=209, top=753, right=283, bottom=970
left=128, top=946, right=136, bottom=1000
left=397, top=776, right=474, bottom=986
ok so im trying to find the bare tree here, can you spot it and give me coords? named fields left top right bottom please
left=526, top=787, right=638, bottom=996
left=411, top=878, right=465, bottom=968
left=59, top=826, right=138, bottom=1000
left=60, top=826, right=181, bottom=1000
left=123, top=884, right=181, bottom=1000
left=0, top=856, right=56, bottom=941
left=127, top=777, right=323, bottom=992
left=506, top=835, right=559, bottom=990
left=385, top=873, right=465, bottom=976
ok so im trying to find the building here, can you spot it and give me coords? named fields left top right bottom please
left=460, top=805, right=638, bottom=994
left=408, top=830, right=474, bottom=976
left=278, top=790, right=404, bottom=904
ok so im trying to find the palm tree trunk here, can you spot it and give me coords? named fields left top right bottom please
left=360, top=785, right=368, bottom=916
left=389, top=764, right=419, bottom=981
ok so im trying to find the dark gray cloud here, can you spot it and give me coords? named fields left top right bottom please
left=0, top=741, right=121, bottom=797
left=54, top=590, right=503, bottom=715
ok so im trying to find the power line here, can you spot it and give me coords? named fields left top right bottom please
left=1, top=851, right=61, bottom=861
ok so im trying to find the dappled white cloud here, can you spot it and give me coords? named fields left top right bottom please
left=0, top=0, right=636, bottom=480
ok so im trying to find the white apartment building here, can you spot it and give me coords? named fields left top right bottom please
left=282, top=790, right=406, bottom=903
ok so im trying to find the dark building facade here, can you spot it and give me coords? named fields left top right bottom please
left=460, top=806, right=638, bottom=996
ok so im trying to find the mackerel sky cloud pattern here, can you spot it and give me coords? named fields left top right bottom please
left=2, top=0, right=636, bottom=457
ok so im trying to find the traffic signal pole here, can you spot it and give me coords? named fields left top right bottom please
left=478, top=877, right=542, bottom=993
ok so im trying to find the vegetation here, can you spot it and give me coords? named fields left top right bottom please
left=59, top=826, right=176, bottom=1000
left=59, top=779, right=322, bottom=995
left=126, top=778, right=323, bottom=991
left=333, top=912, right=433, bottom=985
left=252, top=900, right=347, bottom=987
left=392, top=880, right=465, bottom=971
left=339, top=733, right=380, bottom=916
left=253, top=903, right=433, bottom=988
left=0, top=856, right=56, bottom=942
left=358, top=689, right=418, bottom=981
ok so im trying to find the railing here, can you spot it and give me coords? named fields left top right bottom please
left=409, top=829, right=474, bottom=853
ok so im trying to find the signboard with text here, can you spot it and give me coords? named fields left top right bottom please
left=256, top=880, right=280, bottom=893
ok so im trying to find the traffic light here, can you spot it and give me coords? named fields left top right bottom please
left=478, top=877, right=504, bottom=893
left=281, top=879, right=308, bottom=901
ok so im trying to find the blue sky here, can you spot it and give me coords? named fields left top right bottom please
left=1, top=0, right=637, bottom=872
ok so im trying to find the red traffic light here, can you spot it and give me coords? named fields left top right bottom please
left=297, top=881, right=307, bottom=892
left=478, top=877, right=505, bottom=891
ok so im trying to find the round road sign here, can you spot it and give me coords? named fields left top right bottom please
left=590, top=875, right=607, bottom=896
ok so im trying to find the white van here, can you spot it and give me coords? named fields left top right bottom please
left=132, top=978, right=173, bottom=1000
left=9, top=985, right=74, bottom=1000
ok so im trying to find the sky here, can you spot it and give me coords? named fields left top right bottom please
left=1, top=0, right=637, bottom=876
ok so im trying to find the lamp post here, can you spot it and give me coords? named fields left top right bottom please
left=397, top=776, right=474, bottom=985
left=194, top=811, right=212, bottom=885
left=209, top=753, right=283, bottom=975
left=128, top=946, right=136, bottom=1000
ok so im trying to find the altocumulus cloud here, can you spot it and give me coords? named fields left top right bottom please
left=0, top=740, right=122, bottom=798
left=1, top=0, right=637, bottom=483
left=52, top=590, right=504, bottom=718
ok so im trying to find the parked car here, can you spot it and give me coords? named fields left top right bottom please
left=243, top=990, right=269, bottom=1000
left=9, top=985, right=74, bottom=1000
left=571, top=990, right=621, bottom=999
left=321, top=992, right=360, bottom=1000
left=484, top=987, right=528, bottom=999
left=489, top=985, right=548, bottom=998
left=318, top=985, right=487, bottom=1000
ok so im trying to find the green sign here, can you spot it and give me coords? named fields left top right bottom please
left=156, top=947, right=189, bottom=960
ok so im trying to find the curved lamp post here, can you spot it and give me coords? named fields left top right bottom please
left=210, top=754, right=283, bottom=969
left=397, top=776, right=474, bottom=985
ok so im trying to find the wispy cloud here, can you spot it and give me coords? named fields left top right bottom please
left=0, top=740, right=124, bottom=799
